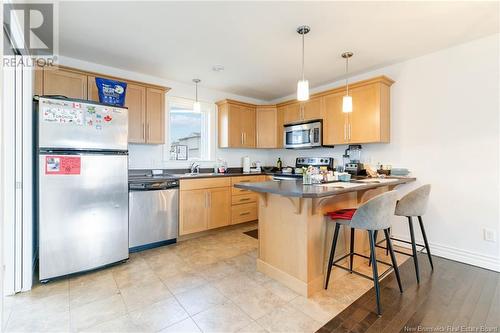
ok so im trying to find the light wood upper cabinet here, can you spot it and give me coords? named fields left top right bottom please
left=322, top=77, right=393, bottom=145
left=323, top=91, right=346, bottom=145
left=276, top=106, right=285, bottom=148
left=282, top=97, right=322, bottom=124
left=256, top=106, right=277, bottom=148
left=303, top=97, right=322, bottom=121
left=240, top=106, right=256, bottom=148
left=37, top=66, right=168, bottom=145
left=217, top=100, right=256, bottom=148
left=208, top=187, right=231, bottom=229
left=146, top=87, right=165, bottom=144
left=125, top=84, right=147, bottom=143
left=283, top=103, right=302, bottom=124
left=43, top=68, right=87, bottom=99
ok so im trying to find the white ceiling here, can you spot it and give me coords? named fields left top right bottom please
left=59, top=1, right=499, bottom=101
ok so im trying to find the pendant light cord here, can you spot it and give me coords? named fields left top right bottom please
left=301, top=31, right=305, bottom=81
left=345, top=56, right=349, bottom=96
left=195, top=82, right=198, bottom=102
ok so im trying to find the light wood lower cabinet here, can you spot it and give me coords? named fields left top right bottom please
left=179, top=176, right=265, bottom=235
left=179, top=178, right=231, bottom=236
left=179, top=189, right=208, bottom=235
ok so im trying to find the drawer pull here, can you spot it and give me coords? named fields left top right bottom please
left=240, top=212, right=251, bottom=216
left=239, top=198, right=251, bottom=202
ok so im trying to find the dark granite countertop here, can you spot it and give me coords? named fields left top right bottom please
left=233, top=177, right=416, bottom=198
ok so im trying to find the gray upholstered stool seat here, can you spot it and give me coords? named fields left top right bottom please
left=324, top=191, right=403, bottom=316
left=372, top=184, right=433, bottom=283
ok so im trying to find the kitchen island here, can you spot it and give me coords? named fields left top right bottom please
left=235, top=177, right=416, bottom=297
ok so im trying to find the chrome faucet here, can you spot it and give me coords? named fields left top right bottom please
left=190, top=162, right=200, bottom=174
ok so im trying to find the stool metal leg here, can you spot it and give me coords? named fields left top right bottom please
left=368, top=230, right=378, bottom=267
left=349, top=228, right=355, bottom=273
left=408, top=216, right=420, bottom=283
left=325, top=223, right=341, bottom=289
left=386, top=227, right=390, bottom=256
left=418, top=216, right=434, bottom=270
left=368, top=230, right=382, bottom=316
left=384, top=228, right=403, bottom=293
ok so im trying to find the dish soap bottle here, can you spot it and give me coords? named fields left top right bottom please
left=277, top=157, right=282, bottom=170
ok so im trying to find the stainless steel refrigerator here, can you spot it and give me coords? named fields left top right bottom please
left=35, top=96, right=129, bottom=281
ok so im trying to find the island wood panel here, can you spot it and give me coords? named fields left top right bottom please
left=256, top=106, right=277, bottom=148
left=256, top=186, right=393, bottom=297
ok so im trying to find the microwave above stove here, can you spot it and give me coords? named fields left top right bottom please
left=283, top=120, right=322, bottom=149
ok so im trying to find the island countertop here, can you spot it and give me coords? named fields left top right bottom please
left=234, top=177, right=416, bottom=198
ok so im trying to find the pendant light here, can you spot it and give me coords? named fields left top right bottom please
left=342, top=52, right=353, bottom=113
left=296, top=25, right=310, bottom=101
left=192, top=78, right=201, bottom=112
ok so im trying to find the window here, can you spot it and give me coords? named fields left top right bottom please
left=166, top=97, right=213, bottom=161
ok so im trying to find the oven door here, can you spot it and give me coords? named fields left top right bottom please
left=283, top=122, right=322, bottom=149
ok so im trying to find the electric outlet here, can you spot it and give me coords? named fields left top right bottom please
left=483, top=228, right=497, bottom=242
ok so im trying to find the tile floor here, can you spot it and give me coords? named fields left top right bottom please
left=2, top=223, right=408, bottom=333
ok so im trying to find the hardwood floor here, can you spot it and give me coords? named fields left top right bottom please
left=317, top=254, right=500, bottom=333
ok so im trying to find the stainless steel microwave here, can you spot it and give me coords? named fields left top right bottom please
left=283, top=120, right=322, bottom=149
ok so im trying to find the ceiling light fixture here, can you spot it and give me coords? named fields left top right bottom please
left=296, top=25, right=310, bottom=101
left=212, top=64, right=225, bottom=72
left=342, top=52, right=353, bottom=113
left=192, top=78, right=201, bottom=112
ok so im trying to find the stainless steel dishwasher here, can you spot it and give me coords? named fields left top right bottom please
left=128, top=177, right=179, bottom=252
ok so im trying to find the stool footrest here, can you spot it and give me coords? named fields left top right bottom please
left=374, top=237, right=428, bottom=257
left=331, top=251, right=395, bottom=282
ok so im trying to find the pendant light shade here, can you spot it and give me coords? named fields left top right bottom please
left=297, top=79, right=309, bottom=101
left=192, top=79, right=201, bottom=112
left=296, top=25, right=310, bottom=101
left=342, top=95, right=352, bottom=113
left=342, top=52, right=353, bottom=113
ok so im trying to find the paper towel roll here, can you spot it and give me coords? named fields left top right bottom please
left=243, top=156, right=251, bottom=173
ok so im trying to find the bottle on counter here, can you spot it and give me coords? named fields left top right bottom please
left=277, top=157, right=282, bottom=170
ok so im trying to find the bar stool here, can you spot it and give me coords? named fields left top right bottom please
left=324, top=191, right=403, bottom=316
left=370, top=184, right=433, bottom=283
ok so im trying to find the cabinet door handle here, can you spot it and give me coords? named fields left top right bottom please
left=348, top=123, right=351, bottom=141
left=208, top=192, right=211, bottom=208
left=147, top=124, right=151, bottom=140
left=205, top=192, right=208, bottom=208
left=143, top=123, right=146, bottom=140
left=344, top=123, right=347, bottom=141
left=241, top=132, right=244, bottom=145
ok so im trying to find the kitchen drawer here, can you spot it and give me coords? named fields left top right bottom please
left=180, top=178, right=231, bottom=191
left=231, top=175, right=265, bottom=195
left=232, top=192, right=258, bottom=205
left=231, top=202, right=258, bottom=224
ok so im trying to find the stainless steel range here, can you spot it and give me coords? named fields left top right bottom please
left=273, top=157, right=334, bottom=180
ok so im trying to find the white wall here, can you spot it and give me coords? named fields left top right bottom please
left=273, top=34, right=500, bottom=271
